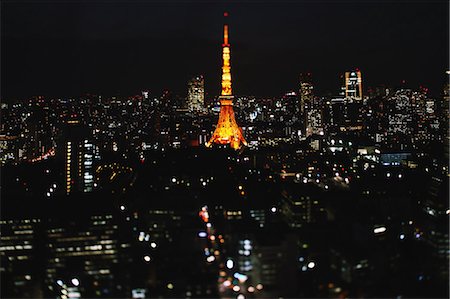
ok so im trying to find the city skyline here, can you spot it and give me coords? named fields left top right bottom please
left=2, top=1, right=449, bottom=100
left=1, top=2, right=449, bottom=299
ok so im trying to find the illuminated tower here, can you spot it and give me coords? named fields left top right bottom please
left=344, top=70, right=363, bottom=100
left=206, top=13, right=247, bottom=150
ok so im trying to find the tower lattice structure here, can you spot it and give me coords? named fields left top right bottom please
left=206, top=13, right=247, bottom=150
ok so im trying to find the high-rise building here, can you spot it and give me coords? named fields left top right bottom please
left=344, top=70, right=363, bottom=100
left=0, top=218, right=41, bottom=298
left=187, top=76, right=205, bottom=112
left=63, top=120, right=95, bottom=195
left=206, top=13, right=247, bottom=150
left=299, top=73, right=323, bottom=137
left=440, top=71, right=450, bottom=138
left=299, top=73, right=313, bottom=115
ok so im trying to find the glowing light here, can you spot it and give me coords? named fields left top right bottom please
left=223, top=280, right=231, bottom=287
left=374, top=226, right=386, bottom=234
left=57, top=280, right=63, bottom=286
left=206, top=21, right=247, bottom=150
left=199, top=206, right=209, bottom=222
left=256, top=284, right=263, bottom=290
left=198, top=232, right=207, bottom=238
left=167, top=283, right=174, bottom=290
left=247, top=286, right=255, bottom=293
left=271, top=207, right=277, bottom=213
left=226, top=259, right=234, bottom=269
left=71, top=278, right=80, bottom=286
left=237, top=294, right=245, bottom=299
left=207, top=256, right=215, bottom=262
left=307, top=261, right=315, bottom=269
left=400, top=234, right=405, bottom=240
left=150, top=242, right=157, bottom=248
left=233, top=272, right=248, bottom=282
left=206, top=223, right=212, bottom=228
left=232, top=285, right=240, bottom=292
left=120, top=205, right=125, bottom=211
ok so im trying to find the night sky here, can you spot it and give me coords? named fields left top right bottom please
left=1, top=0, right=449, bottom=101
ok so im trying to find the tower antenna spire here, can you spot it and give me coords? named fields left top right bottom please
left=223, top=12, right=229, bottom=46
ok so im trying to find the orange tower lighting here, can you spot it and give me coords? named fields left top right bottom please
left=206, top=13, right=247, bottom=150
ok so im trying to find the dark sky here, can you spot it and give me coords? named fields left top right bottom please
left=1, top=0, right=449, bottom=101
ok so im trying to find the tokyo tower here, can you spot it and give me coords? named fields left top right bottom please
left=206, top=13, right=247, bottom=150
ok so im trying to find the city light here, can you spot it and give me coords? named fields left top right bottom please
left=226, top=259, right=234, bottom=269
left=71, top=278, right=80, bottom=286
left=374, top=227, right=387, bottom=234
left=1, top=7, right=447, bottom=299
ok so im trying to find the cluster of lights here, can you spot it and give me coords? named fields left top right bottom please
left=46, top=183, right=57, bottom=197
left=55, top=278, right=81, bottom=299
left=66, top=142, right=72, bottom=194
left=138, top=232, right=150, bottom=242
left=30, top=148, right=55, bottom=163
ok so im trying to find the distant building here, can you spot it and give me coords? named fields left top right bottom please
left=344, top=70, right=363, bottom=100
left=299, top=73, right=314, bottom=115
left=299, top=73, right=323, bottom=137
left=187, top=76, right=205, bottom=112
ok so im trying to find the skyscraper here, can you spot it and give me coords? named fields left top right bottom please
left=187, top=76, right=205, bottom=112
left=206, top=13, right=247, bottom=150
left=63, top=119, right=95, bottom=195
left=299, top=73, right=323, bottom=137
left=344, top=70, right=363, bottom=100
left=299, top=73, right=313, bottom=115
